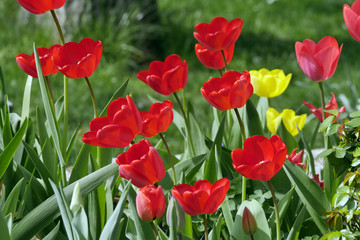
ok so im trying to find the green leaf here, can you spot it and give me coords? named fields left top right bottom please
left=221, top=197, right=234, bottom=234
left=0, top=118, right=28, bottom=179
left=346, top=118, right=360, bottom=128
left=209, top=214, right=222, bottom=240
left=315, top=149, right=333, bottom=160
left=0, top=211, right=11, bottom=240
left=189, top=112, right=207, bottom=155
left=100, top=180, right=131, bottom=240
left=0, top=66, right=7, bottom=96
left=99, top=79, right=128, bottom=117
left=66, top=124, right=80, bottom=163
left=283, top=160, right=330, bottom=235
left=287, top=205, right=308, bottom=240
left=1, top=178, right=24, bottom=216
left=278, top=122, right=298, bottom=154
left=298, top=126, right=316, bottom=176
left=325, top=123, right=339, bottom=137
left=21, top=76, right=32, bottom=122
left=231, top=199, right=271, bottom=240
left=42, top=221, right=61, bottom=240
left=256, top=97, right=269, bottom=129
left=350, top=111, right=360, bottom=118
left=246, top=99, right=264, bottom=136
left=319, top=116, right=335, bottom=132
left=69, top=143, right=91, bottom=184
left=12, top=163, right=118, bottom=240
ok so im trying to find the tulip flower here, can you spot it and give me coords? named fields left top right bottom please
left=136, top=185, right=166, bottom=221
left=286, top=148, right=306, bottom=170
left=194, top=17, right=243, bottom=52
left=295, top=36, right=342, bottom=82
left=266, top=108, right=283, bottom=135
left=249, top=68, right=291, bottom=98
left=16, top=45, right=61, bottom=78
left=303, top=92, right=345, bottom=122
left=266, top=108, right=306, bottom=136
left=137, top=54, right=188, bottom=95
left=16, top=0, right=65, bottom=14
left=195, top=43, right=234, bottom=69
left=82, top=95, right=142, bottom=148
left=171, top=178, right=230, bottom=216
left=53, top=38, right=103, bottom=79
left=116, top=139, right=165, bottom=188
left=201, top=70, right=253, bottom=111
left=140, top=100, right=174, bottom=138
left=343, top=0, right=360, bottom=43
left=232, top=135, right=287, bottom=181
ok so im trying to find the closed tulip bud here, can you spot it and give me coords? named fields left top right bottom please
left=136, top=185, right=166, bottom=222
left=242, top=207, right=257, bottom=235
left=166, top=196, right=185, bottom=232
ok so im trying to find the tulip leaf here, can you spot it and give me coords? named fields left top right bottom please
left=278, top=122, right=298, bottom=154
left=209, top=214, right=222, bottom=240
left=189, top=112, right=207, bottom=155
left=1, top=178, right=24, bottom=216
left=21, top=76, right=32, bottom=122
left=287, top=205, right=308, bottom=240
left=0, top=118, right=27, bottom=179
left=100, top=79, right=129, bottom=117
left=283, top=160, right=330, bottom=235
left=42, top=221, right=61, bottom=240
left=69, top=143, right=91, bottom=184
left=66, top=124, right=80, bottom=163
left=221, top=197, right=234, bottom=234
left=231, top=199, right=271, bottom=240
left=0, top=211, right=11, bottom=240
left=297, top=125, right=316, bottom=176
left=246, top=99, right=264, bottom=136
left=99, top=180, right=131, bottom=240
left=12, top=163, right=118, bottom=240
left=256, top=97, right=269, bottom=129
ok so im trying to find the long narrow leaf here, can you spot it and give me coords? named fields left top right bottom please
left=42, top=221, right=61, bottom=240
left=1, top=178, right=24, bottom=216
left=287, top=205, right=308, bottom=240
left=0, top=211, right=11, bottom=240
left=100, top=79, right=129, bottom=117
left=21, top=76, right=32, bottom=122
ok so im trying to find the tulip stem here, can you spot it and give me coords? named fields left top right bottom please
left=173, top=92, right=195, bottom=156
left=318, top=82, right=328, bottom=149
left=203, top=214, right=209, bottom=240
left=218, top=69, right=223, bottom=77
left=159, top=133, right=177, bottom=185
left=50, top=10, right=65, bottom=45
left=45, top=76, right=55, bottom=110
left=268, top=181, right=281, bottom=240
left=151, top=221, right=159, bottom=238
left=221, top=50, right=228, bottom=72
left=85, top=77, right=98, bottom=118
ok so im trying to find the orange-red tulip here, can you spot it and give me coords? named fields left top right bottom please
left=232, top=135, right=287, bottom=181
left=195, top=43, right=234, bottom=69
left=137, top=54, right=188, bottom=95
left=82, top=95, right=142, bottom=148
left=295, top=36, right=342, bottom=82
left=194, top=17, right=243, bottom=52
left=116, top=139, right=165, bottom=188
left=136, top=185, right=165, bottom=221
left=140, top=100, right=173, bottom=138
left=201, top=70, right=253, bottom=111
left=16, top=0, right=65, bottom=14
left=344, top=0, right=360, bottom=43
left=53, top=38, right=102, bottom=79
left=171, top=178, right=230, bottom=216
left=16, top=45, right=61, bottom=78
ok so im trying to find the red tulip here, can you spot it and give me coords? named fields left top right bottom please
left=15, top=45, right=61, bottom=78
left=286, top=148, right=306, bottom=170
left=312, top=174, right=324, bottom=190
left=303, top=92, right=345, bottom=122
left=136, top=185, right=166, bottom=221
left=344, top=0, right=360, bottom=43
left=195, top=43, right=234, bottom=69
left=171, top=178, right=230, bottom=216
left=232, top=135, right=287, bottom=181
left=201, top=70, right=253, bottom=111
left=116, top=139, right=165, bottom=188
left=137, top=54, right=188, bottom=96
left=295, top=36, right=342, bottom=82
left=16, top=0, right=65, bottom=14
left=140, top=100, right=173, bottom=138
left=53, top=38, right=102, bottom=79
left=194, top=17, right=243, bottom=52
left=82, top=95, right=142, bottom=148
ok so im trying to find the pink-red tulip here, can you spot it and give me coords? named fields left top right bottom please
left=232, top=135, right=287, bottom=181
left=116, top=139, right=165, bottom=188
left=53, top=38, right=102, bottom=79
left=195, top=43, right=234, bottom=69
left=82, top=95, right=142, bottom=148
left=171, top=178, right=230, bottom=216
left=136, top=185, right=165, bottom=221
left=201, top=70, right=253, bottom=111
left=343, top=0, right=360, bottom=42
left=303, top=92, right=345, bottom=122
left=16, top=45, right=61, bottom=78
left=286, top=148, right=306, bottom=170
left=295, top=36, right=342, bottom=82
left=140, top=100, right=173, bottom=138
left=137, top=54, right=188, bottom=95
left=194, top=17, right=243, bottom=52
left=16, top=0, right=65, bottom=14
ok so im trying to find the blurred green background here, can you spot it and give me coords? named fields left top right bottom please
left=1, top=0, right=359, bottom=154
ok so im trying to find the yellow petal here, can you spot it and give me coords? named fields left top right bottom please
left=281, top=109, right=307, bottom=136
left=266, top=108, right=282, bottom=134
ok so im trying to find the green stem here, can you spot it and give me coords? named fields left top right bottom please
left=318, top=82, right=328, bottom=149
left=45, top=76, right=55, bottom=110
left=173, top=91, right=195, bottom=155
left=218, top=69, right=223, bottom=77
left=150, top=221, right=158, bottom=238
left=267, top=97, right=271, bottom=108
left=60, top=164, right=66, bottom=186
left=203, top=214, right=208, bottom=240
left=159, top=133, right=177, bottom=185
left=268, top=181, right=280, bottom=240
left=221, top=50, right=229, bottom=72
left=85, top=77, right=98, bottom=118
left=50, top=10, right=65, bottom=45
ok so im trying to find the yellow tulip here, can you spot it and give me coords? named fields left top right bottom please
left=266, top=108, right=307, bottom=136
left=250, top=68, right=292, bottom=98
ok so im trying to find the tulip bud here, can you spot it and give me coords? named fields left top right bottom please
left=166, top=196, right=185, bottom=232
left=70, top=182, right=83, bottom=214
left=136, top=185, right=165, bottom=222
left=242, top=207, right=257, bottom=235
